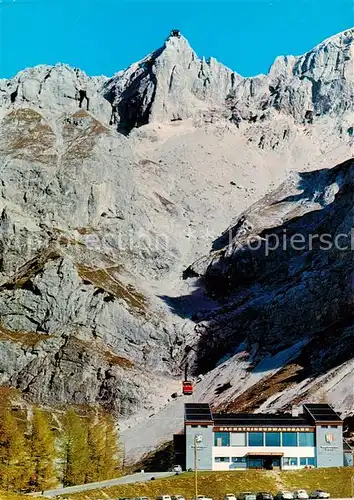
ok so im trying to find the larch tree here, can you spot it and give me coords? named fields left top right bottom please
left=61, top=409, right=89, bottom=487
left=86, top=411, right=106, bottom=483
left=0, top=408, right=32, bottom=491
left=0, top=406, right=8, bottom=489
left=29, top=407, right=57, bottom=491
left=85, top=410, right=120, bottom=482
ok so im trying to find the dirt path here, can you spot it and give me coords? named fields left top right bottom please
left=266, top=470, right=287, bottom=490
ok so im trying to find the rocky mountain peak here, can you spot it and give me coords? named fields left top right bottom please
left=105, top=28, right=354, bottom=133
left=294, top=28, right=353, bottom=78
left=162, top=32, right=196, bottom=56
left=1, top=28, right=352, bottom=134
left=0, top=62, right=111, bottom=124
left=103, top=31, right=239, bottom=133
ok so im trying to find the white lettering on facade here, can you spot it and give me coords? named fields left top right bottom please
left=214, top=426, right=312, bottom=432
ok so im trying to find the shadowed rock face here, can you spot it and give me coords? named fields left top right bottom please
left=186, top=159, right=354, bottom=374
left=0, top=29, right=353, bottom=426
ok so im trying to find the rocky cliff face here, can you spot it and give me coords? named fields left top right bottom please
left=186, top=158, right=353, bottom=371
left=0, top=106, right=184, bottom=417
left=2, top=29, right=352, bottom=129
left=105, top=29, right=353, bottom=128
left=0, top=28, right=353, bottom=452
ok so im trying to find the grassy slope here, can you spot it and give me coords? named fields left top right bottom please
left=0, top=491, right=25, bottom=500
left=1, top=468, right=353, bottom=499
left=64, top=471, right=276, bottom=499
left=62, top=468, right=354, bottom=499
left=281, top=467, right=354, bottom=497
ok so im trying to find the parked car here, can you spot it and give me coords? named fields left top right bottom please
left=134, top=497, right=149, bottom=500
left=156, top=496, right=171, bottom=500
left=191, top=496, right=213, bottom=500
left=238, top=494, right=257, bottom=500
left=225, top=495, right=237, bottom=500
left=293, top=491, right=309, bottom=500
left=275, top=492, right=294, bottom=500
left=172, top=465, right=183, bottom=473
left=310, top=492, right=330, bottom=499
left=171, top=496, right=186, bottom=500
left=256, top=494, right=273, bottom=500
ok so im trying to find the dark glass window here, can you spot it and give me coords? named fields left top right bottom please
left=299, top=457, right=315, bottom=466
left=215, top=456, right=230, bottom=462
left=299, top=432, right=315, bottom=446
left=283, top=457, right=298, bottom=466
left=248, top=432, right=264, bottom=446
left=265, top=432, right=281, bottom=446
left=214, top=432, right=230, bottom=447
left=231, top=457, right=246, bottom=463
left=247, top=458, right=263, bottom=468
left=282, top=432, right=297, bottom=446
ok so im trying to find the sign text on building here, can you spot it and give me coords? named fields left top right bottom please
left=214, top=427, right=313, bottom=432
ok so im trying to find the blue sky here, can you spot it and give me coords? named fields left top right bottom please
left=0, top=0, right=353, bottom=79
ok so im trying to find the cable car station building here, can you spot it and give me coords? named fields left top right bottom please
left=183, top=403, right=352, bottom=471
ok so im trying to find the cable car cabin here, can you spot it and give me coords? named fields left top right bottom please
left=182, top=381, right=194, bottom=395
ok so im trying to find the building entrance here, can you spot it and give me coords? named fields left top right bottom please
left=247, top=455, right=282, bottom=470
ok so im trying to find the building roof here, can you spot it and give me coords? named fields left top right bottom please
left=185, top=403, right=213, bottom=423
left=212, top=412, right=312, bottom=427
left=303, top=403, right=342, bottom=423
left=184, top=403, right=343, bottom=427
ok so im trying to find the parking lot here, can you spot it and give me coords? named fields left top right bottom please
left=108, top=491, right=336, bottom=500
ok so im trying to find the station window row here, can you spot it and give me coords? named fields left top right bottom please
left=214, top=457, right=315, bottom=466
left=283, top=457, right=316, bottom=466
left=214, top=457, right=246, bottom=463
left=214, top=431, right=315, bottom=447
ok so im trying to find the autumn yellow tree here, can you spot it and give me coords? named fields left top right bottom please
left=61, top=409, right=89, bottom=487
left=85, top=410, right=120, bottom=482
left=85, top=411, right=106, bottom=483
left=0, top=408, right=32, bottom=491
left=29, top=408, right=57, bottom=491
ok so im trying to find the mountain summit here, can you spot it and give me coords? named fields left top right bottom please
left=1, top=28, right=353, bottom=132
left=103, top=32, right=241, bottom=133
left=104, top=27, right=354, bottom=132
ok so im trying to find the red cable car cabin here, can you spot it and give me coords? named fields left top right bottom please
left=182, top=380, right=193, bottom=395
